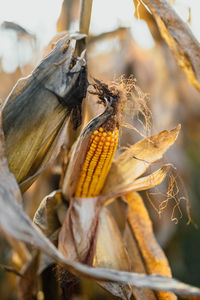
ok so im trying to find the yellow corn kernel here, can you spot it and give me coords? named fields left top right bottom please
left=75, top=127, right=119, bottom=198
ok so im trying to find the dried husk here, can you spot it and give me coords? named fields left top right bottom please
left=2, top=33, right=87, bottom=192
left=102, top=165, right=171, bottom=201
left=58, top=197, right=100, bottom=264
left=102, top=125, right=180, bottom=197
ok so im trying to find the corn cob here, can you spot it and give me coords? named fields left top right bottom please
left=75, top=126, right=119, bottom=198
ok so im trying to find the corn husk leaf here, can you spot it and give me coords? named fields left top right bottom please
left=1, top=115, right=200, bottom=298
left=62, top=100, right=113, bottom=199
left=58, top=197, right=100, bottom=264
left=103, top=125, right=180, bottom=196
left=137, top=0, right=200, bottom=90
left=125, top=192, right=176, bottom=299
left=2, top=33, right=87, bottom=192
left=103, top=165, right=170, bottom=201
left=93, top=207, right=132, bottom=299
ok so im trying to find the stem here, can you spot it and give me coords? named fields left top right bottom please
left=79, top=0, right=93, bottom=35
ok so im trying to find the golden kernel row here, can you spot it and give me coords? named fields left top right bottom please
left=75, top=127, right=119, bottom=197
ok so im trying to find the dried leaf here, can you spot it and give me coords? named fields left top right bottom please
left=125, top=192, right=176, bottom=299
left=2, top=33, right=87, bottom=191
left=103, top=125, right=180, bottom=196
left=138, top=0, right=200, bottom=90
left=93, top=207, right=132, bottom=299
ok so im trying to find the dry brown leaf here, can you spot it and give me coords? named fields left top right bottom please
left=103, top=125, right=180, bottom=196
left=138, top=0, right=200, bottom=90
left=125, top=192, right=176, bottom=299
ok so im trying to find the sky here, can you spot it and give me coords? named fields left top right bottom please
left=0, top=0, right=199, bottom=73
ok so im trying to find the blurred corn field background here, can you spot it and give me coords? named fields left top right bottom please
left=0, top=0, right=200, bottom=299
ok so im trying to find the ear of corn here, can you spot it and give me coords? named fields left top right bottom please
left=75, top=126, right=119, bottom=197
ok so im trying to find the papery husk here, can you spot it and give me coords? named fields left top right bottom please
left=102, top=125, right=180, bottom=196
left=58, top=197, right=100, bottom=264
left=93, top=207, right=132, bottom=299
left=102, top=165, right=171, bottom=202
left=62, top=99, right=113, bottom=199
left=124, top=192, right=177, bottom=299
left=2, top=33, right=87, bottom=192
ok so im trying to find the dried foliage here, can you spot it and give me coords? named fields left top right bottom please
left=137, top=0, right=200, bottom=90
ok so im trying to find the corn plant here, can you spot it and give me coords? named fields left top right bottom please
left=0, top=0, right=200, bottom=299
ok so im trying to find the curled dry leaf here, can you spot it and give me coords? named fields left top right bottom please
left=125, top=192, right=176, bottom=299
left=2, top=33, right=87, bottom=192
left=137, top=0, right=200, bottom=90
left=102, top=125, right=180, bottom=197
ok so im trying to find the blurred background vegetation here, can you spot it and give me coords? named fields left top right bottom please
left=0, top=0, right=200, bottom=299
